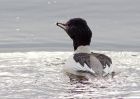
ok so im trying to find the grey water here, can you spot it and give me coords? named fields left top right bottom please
left=0, top=0, right=140, bottom=52
left=0, top=0, right=140, bottom=98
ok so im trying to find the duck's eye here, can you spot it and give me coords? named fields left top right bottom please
left=67, top=23, right=71, bottom=26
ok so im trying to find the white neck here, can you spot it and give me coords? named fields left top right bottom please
left=74, top=45, right=91, bottom=54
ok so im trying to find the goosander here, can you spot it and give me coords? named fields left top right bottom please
left=56, top=18, right=114, bottom=79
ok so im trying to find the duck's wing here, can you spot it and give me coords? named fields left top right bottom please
left=73, top=52, right=113, bottom=77
left=73, top=53, right=103, bottom=76
left=73, top=53, right=91, bottom=68
left=91, top=52, right=112, bottom=69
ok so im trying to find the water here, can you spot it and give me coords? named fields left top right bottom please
left=0, top=51, right=140, bottom=98
left=0, top=0, right=140, bottom=52
left=0, top=0, right=140, bottom=98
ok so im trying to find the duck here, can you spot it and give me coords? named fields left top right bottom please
left=56, top=18, right=114, bottom=80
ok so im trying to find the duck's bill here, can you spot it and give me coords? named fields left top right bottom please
left=56, top=22, right=67, bottom=31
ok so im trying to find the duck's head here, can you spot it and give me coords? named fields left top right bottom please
left=57, top=18, right=92, bottom=50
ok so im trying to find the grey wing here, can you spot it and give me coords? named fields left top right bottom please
left=73, top=53, right=101, bottom=76
left=73, top=53, right=109, bottom=76
left=73, top=53, right=91, bottom=68
left=91, top=52, right=112, bottom=69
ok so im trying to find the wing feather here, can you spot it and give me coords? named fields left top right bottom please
left=91, top=52, right=112, bottom=69
left=73, top=53, right=91, bottom=68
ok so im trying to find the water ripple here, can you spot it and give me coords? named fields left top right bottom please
left=0, top=51, right=139, bottom=98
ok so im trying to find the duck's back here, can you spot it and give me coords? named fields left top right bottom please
left=64, top=52, right=111, bottom=77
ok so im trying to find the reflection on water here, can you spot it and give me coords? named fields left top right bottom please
left=0, top=51, right=139, bottom=98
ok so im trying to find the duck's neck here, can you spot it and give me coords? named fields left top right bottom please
left=74, top=45, right=91, bottom=54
